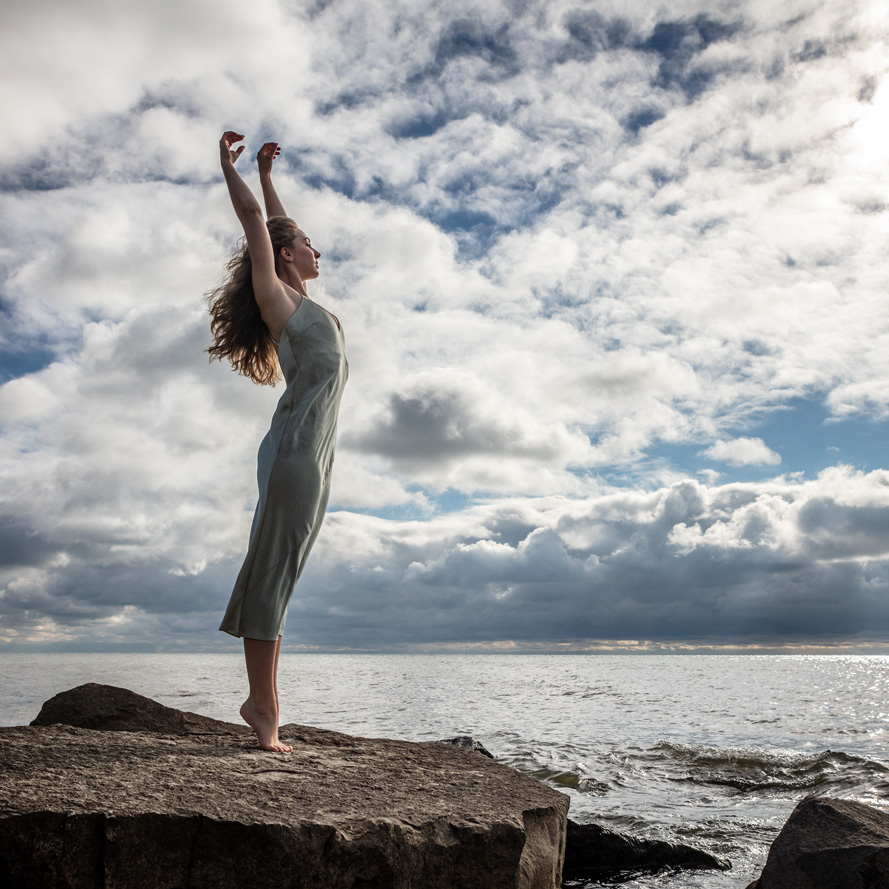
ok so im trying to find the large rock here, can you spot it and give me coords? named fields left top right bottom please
left=564, top=818, right=730, bottom=881
left=2, top=684, right=569, bottom=889
left=746, top=796, right=889, bottom=889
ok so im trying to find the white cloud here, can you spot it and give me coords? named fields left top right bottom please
left=2, top=0, right=312, bottom=156
left=700, top=437, right=781, bottom=466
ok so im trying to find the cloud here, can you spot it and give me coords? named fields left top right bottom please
left=4, top=462, right=889, bottom=649
left=351, top=369, right=589, bottom=477
left=289, top=466, right=889, bottom=647
left=2, top=0, right=889, bottom=648
left=700, top=437, right=782, bottom=466
left=1, top=0, right=312, bottom=158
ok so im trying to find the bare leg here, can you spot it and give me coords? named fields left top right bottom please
left=273, top=635, right=282, bottom=713
left=272, top=635, right=287, bottom=740
left=240, top=636, right=292, bottom=753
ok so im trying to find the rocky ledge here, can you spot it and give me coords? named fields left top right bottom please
left=0, top=684, right=568, bottom=889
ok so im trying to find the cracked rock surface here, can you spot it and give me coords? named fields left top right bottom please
left=1, top=684, right=569, bottom=889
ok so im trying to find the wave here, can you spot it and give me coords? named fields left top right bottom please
left=646, top=741, right=889, bottom=795
left=523, top=765, right=611, bottom=794
left=484, top=731, right=889, bottom=813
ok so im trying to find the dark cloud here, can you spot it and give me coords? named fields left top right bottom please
left=286, top=476, right=889, bottom=649
left=0, top=553, right=239, bottom=643
left=353, top=381, right=562, bottom=469
left=0, top=521, right=60, bottom=568
left=798, top=500, right=889, bottom=560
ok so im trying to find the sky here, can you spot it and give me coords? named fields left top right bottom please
left=2, top=0, right=889, bottom=653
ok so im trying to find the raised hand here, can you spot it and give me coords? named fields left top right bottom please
left=257, top=142, right=281, bottom=178
left=220, top=131, right=246, bottom=166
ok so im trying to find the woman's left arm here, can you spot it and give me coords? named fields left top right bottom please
left=257, top=142, right=288, bottom=219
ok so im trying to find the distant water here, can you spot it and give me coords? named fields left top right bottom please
left=3, top=653, right=889, bottom=888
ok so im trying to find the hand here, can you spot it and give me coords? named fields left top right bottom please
left=256, top=142, right=281, bottom=177
left=220, top=131, right=245, bottom=166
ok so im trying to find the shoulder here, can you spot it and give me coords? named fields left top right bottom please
left=262, top=289, right=303, bottom=344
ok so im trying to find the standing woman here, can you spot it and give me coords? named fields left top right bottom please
left=208, top=131, right=348, bottom=752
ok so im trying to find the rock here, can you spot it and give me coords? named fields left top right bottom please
left=746, top=796, right=889, bottom=889
left=564, top=818, right=730, bottom=881
left=437, top=736, right=495, bottom=758
left=2, top=684, right=569, bottom=889
left=31, top=682, right=236, bottom=735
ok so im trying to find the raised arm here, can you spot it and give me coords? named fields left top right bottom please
left=219, top=132, right=295, bottom=332
left=219, top=132, right=265, bottom=229
left=257, top=142, right=288, bottom=219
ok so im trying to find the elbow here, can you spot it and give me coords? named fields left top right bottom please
left=236, top=203, right=265, bottom=228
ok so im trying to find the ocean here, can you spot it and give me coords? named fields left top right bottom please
left=2, top=653, right=888, bottom=887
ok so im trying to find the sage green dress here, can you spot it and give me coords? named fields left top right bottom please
left=220, top=297, right=348, bottom=640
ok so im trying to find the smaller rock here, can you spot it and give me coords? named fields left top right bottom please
left=563, top=818, right=730, bottom=882
left=437, top=736, right=495, bottom=758
left=746, top=796, right=889, bottom=889
left=30, top=683, right=235, bottom=736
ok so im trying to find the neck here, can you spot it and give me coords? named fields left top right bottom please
left=278, top=264, right=307, bottom=297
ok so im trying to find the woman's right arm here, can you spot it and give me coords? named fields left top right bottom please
left=257, top=142, right=288, bottom=219
left=220, top=131, right=264, bottom=227
left=219, top=132, right=290, bottom=319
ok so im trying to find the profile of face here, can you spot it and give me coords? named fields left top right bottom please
left=282, top=229, right=321, bottom=281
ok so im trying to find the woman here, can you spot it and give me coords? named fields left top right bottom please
left=208, top=131, right=348, bottom=752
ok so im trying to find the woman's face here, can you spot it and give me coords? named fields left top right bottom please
left=291, top=229, right=321, bottom=281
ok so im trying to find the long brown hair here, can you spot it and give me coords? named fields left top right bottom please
left=206, top=216, right=301, bottom=386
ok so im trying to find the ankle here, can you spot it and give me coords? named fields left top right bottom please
left=243, top=696, right=277, bottom=717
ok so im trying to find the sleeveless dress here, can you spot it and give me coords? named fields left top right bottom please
left=219, top=297, right=348, bottom=640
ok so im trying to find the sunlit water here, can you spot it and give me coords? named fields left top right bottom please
left=3, top=653, right=889, bottom=888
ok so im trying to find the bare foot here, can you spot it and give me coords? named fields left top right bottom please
left=240, top=698, right=292, bottom=753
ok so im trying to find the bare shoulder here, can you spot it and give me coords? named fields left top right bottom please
left=261, top=284, right=303, bottom=343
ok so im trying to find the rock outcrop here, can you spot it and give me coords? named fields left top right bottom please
left=746, top=796, right=889, bottom=889
left=564, top=818, right=730, bottom=881
left=1, top=684, right=569, bottom=889
left=437, top=736, right=494, bottom=758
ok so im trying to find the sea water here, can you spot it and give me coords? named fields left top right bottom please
left=2, top=653, right=888, bottom=888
